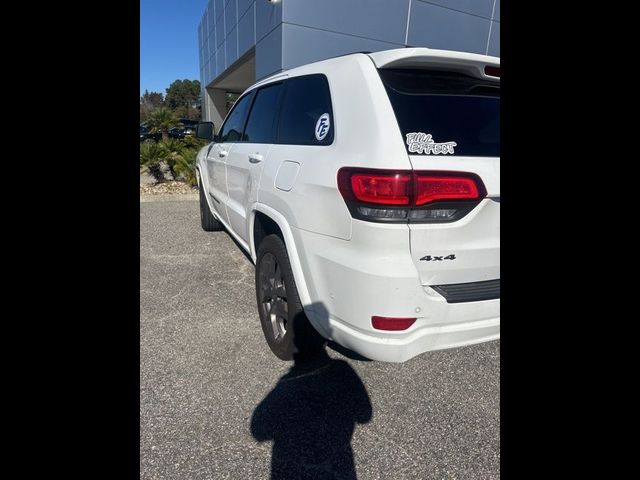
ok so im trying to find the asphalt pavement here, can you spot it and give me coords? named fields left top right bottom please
left=140, top=198, right=500, bottom=480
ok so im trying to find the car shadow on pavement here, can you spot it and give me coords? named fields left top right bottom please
left=326, top=341, right=372, bottom=362
left=250, top=303, right=373, bottom=479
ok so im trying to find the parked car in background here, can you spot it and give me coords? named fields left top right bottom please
left=140, top=124, right=161, bottom=142
left=194, top=48, right=500, bottom=363
left=166, top=120, right=198, bottom=139
left=168, top=127, right=186, bottom=139
left=140, top=119, right=198, bottom=142
left=180, top=119, right=198, bottom=136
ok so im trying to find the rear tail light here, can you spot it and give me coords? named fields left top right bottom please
left=350, top=173, right=411, bottom=205
left=415, top=175, right=480, bottom=205
left=338, top=168, right=486, bottom=223
left=372, top=316, right=416, bottom=331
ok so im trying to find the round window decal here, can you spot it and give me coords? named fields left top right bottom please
left=315, top=113, right=330, bottom=141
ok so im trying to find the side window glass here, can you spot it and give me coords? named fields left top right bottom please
left=219, top=92, right=254, bottom=143
left=244, top=83, right=284, bottom=144
left=278, top=74, right=334, bottom=146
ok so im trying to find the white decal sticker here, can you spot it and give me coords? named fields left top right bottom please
left=406, top=132, right=457, bottom=155
left=315, top=113, right=330, bottom=141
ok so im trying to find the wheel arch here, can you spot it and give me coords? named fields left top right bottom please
left=250, top=205, right=312, bottom=307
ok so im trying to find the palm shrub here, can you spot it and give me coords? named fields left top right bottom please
left=140, top=140, right=167, bottom=183
left=182, top=135, right=207, bottom=150
left=177, top=137, right=207, bottom=185
left=174, top=148, right=198, bottom=186
left=147, top=107, right=180, bottom=141
left=140, top=135, right=202, bottom=186
left=161, top=138, right=186, bottom=180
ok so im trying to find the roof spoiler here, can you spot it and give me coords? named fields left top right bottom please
left=368, top=48, right=500, bottom=81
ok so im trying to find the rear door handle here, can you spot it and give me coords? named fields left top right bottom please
left=248, top=153, right=263, bottom=164
left=218, top=150, right=228, bottom=158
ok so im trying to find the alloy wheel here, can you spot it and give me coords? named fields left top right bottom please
left=258, top=253, right=288, bottom=342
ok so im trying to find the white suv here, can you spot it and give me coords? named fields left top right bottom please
left=195, top=48, right=500, bottom=363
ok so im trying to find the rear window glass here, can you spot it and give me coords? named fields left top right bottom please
left=379, top=69, right=499, bottom=157
left=277, top=74, right=334, bottom=146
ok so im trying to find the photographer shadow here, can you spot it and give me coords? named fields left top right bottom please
left=251, top=303, right=372, bottom=479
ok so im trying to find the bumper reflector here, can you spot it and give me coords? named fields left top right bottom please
left=371, top=316, right=416, bottom=331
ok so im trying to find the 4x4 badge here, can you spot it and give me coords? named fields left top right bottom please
left=420, top=254, right=456, bottom=261
left=406, top=132, right=457, bottom=155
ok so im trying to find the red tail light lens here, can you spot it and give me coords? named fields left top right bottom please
left=415, top=176, right=480, bottom=206
left=350, top=173, right=411, bottom=205
left=372, top=316, right=416, bottom=331
left=338, top=168, right=486, bottom=223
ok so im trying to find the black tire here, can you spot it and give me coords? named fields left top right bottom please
left=255, top=234, right=325, bottom=361
left=198, top=178, right=223, bottom=232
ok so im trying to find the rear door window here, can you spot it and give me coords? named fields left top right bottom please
left=379, top=69, right=499, bottom=157
left=219, top=91, right=254, bottom=143
left=244, top=83, right=284, bottom=144
left=277, top=74, right=334, bottom=146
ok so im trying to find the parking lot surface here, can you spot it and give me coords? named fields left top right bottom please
left=140, top=199, right=500, bottom=479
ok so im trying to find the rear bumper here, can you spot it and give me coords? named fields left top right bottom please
left=329, top=312, right=499, bottom=363
left=432, top=278, right=500, bottom=303
left=292, top=224, right=500, bottom=362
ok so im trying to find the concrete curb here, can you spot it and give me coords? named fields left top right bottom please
left=140, top=194, right=199, bottom=203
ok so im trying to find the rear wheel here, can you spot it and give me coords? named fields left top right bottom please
left=255, top=234, right=325, bottom=361
left=198, top=176, right=223, bottom=232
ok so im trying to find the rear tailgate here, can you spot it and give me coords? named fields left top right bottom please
left=372, top=48, right=500, bottom=288
left=408, top=155, right=500, bottom=286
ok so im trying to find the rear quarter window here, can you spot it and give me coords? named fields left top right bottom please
left=379, top=69, right=500, bottom=157
left=277, top=74, right=334, bottom=146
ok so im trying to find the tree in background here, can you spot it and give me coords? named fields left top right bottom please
left=226, top=93, right=240, bottom=112
left=140, top=81, right=204, bottom=186
left=172, top=105, right=201, bottom=121
left=146, top=107, right=181, bottom=141
left=165, top=79, right=201, bottom=120
left=141, top=90, right=164, bottom=108
left=140, top=90, right=165, bottom=122
left=140, top=80, right=202, bottom=122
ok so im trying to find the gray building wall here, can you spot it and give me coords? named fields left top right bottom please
left=198, top=0, right=500, bottom=123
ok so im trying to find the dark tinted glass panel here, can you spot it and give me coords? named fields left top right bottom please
left=380, top=69, right=500, bottom=157
left=278, top=74, right=333, bottom=146
left=219, top=92, right=254, bottom=143
left=244, top=83, right=283, bottom=144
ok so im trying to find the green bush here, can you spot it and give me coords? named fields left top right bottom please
left=174, top=148, right=198, bottom=186
left=140, top=136, right=202, bottom=186
left=140, top=140, right=168, bottom=183
left=160, top=138, right=186, bottom=180
left=182, top=135, right=207, bottom=150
